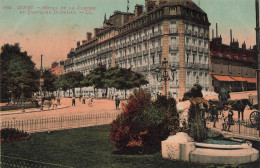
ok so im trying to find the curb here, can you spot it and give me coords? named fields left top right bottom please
left=0, top=106, right=70, bottom=116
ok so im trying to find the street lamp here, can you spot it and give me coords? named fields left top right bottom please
left=196, top=75, right=199, bottom=83
left=155, top=58, right=175, bottom=96
left=20, top=83, right=25, bottom=112
left=40, top=54, right=44, bottom=111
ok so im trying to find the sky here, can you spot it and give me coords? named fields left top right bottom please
left=0, top=0, right=257, bottom=68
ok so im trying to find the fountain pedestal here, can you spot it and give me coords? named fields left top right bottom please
left=161, top=132, right=195, bottom=161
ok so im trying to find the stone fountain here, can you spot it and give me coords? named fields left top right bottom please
left=162, top=99, right=259, bottom=164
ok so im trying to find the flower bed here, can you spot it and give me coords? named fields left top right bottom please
left=1, top=128, right=30, bottom=144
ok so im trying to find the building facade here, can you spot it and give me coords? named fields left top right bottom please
left=64, top=0, right=211, bottom=98
left=210, top=29, right=257, bottom=92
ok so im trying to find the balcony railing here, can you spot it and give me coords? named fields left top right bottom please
left=184, top=29, right=192, bottom=35
left=198, top=47, right=203, bottom=53
left=192, top=46, right=197, bottom=52
left=169, top=46, right=179, bottom=51
left=137, top=37, right=142, bottom=43
left=157, top=46, right=162, bottom=52
left=169, top=28, right=178, bottom=34
left=143, top=50, right=149, bottom=55
left=204, top=48, right=209, bottom=54
left=143, top=35, right=148, bottom=41
left=137, top=52, right=142, bottom=57
left=185, top=45, right=191, bottom=51
left=132, top=39, right=137, bottom=44
left=150, top=48, right=156, bottom=54
left=198, top=32, right=204, bottom=38
left=192, top=31, right=198, bottom=37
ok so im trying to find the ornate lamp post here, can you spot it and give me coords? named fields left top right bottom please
left=20, top=83, right=25, bottom=112
left=40, top=54, right=44, bottom=111
left=155, top=58, right=175, bottom=96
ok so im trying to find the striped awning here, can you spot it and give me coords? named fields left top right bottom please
left=230, top=76, right=247, bottom=82
left=244, top=77, right=257, bottom=83
left=212, top=75, right=235, bottom=82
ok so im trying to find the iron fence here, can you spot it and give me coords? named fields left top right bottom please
left=206, top=118, right=259, bottom=138
left=1, top=112, right=121, bottom=133
left=1, top=155, right=73, bottom=168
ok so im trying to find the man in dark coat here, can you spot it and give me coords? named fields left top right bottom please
left=115, top=97, right=120, bottom=110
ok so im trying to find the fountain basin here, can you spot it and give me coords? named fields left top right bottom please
left=162, top=133, right=259, bottom=164
left=190, top=140, right=259, bottom=164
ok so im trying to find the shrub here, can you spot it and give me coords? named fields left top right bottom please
left=110, top=91, right=179, bottom=153
left=1, top=128, right=29, bottom=144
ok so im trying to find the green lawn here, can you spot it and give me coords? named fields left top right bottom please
left=1, top=125, right=259, bottom=168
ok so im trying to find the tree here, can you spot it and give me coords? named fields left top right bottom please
left=85, top=64, right=107, bottom=97
left=105, top=68, right=149, bottom=99
left=42, top=70, right=57, bottom=96
left=54, top=75, right=69, bottom=97
left=64, top=71, right=84, bottom=97
left=0, top=43, right=39, bottom=103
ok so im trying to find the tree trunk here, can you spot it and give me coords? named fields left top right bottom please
left=72, top=88, right=75, bottom=97
left=125, top=89, right=127, bottom=99
left=69, top=89, right=71, bottom=97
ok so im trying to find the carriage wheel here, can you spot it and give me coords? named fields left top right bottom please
left=249, top=111, right=259, bottom=127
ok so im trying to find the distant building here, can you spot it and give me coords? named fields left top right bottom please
left=50, top=61, right=65, bottom=76
left=210, top=26, right=257, bottom=92
left=64, top=0, right=211, bottom=98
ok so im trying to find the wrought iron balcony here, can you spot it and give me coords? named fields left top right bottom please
left=192, top=31, right=198, bottom=37
left=150, top=48, right=156, bottom=54
left=198, top=47, right=203, bottom=53
left=143, top=50, right=149, bottom=55
left=185, top=45, right=191, bottom=51
left=169, top=46, right=179, bottom=51
left=143, top=35, right=148, bottom=41
left=184, top=29, right=192, bottom=35
left=157, top=46, right=162, bottom=52
left=192, top=46, right=197, bottom=52
left=169, top=28, right=178, bottom=34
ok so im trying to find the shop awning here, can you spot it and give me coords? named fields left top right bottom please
left=244, top=77, right=257, bottom=83
left=230, top=76, right=247, bottom=82
left=212, top=75, right=235, bottom=82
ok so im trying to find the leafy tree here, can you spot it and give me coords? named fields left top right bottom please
left=64, top=71, right=84, bottom=97
left=85, top=64, right=107, bottom=96
left=54, top=75, right=69, bottom=97
left=105, top=68, right=149, bottom=99
left=0, top=43, right=39, bottom=103
left=42, top=70, right=57, bottom=96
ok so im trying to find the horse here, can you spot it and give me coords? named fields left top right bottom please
left=224, top=99, right=253, bottom=121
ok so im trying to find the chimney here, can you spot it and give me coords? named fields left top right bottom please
left=242, top=41, right=246, bottom=50
left=230, top=29, right=232, bottom=44
left=212, top=29, right=214, bottom=39
left=146, top=0, right=155, bottom=12
left=134, top=5, right=143, bottom=17
left=87, top=32, right=92, bottom=41
left=94, top=28, right=101, bottom=36
left=77, top=41, right=80, bottom=47
left=216, top=23, right=218, bottom=38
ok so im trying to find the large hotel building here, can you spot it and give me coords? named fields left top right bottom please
left=64, top=0, right=211, bottom=98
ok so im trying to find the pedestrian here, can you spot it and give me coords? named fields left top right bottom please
left=79, top=95, right=82, bottom=102
left=115, top=96, right=120, bottom=110
left=52, top=98, right=57, bottom=109
left=72, top=97, right=76, bottom=106
left=88, top=97, right=93, bottom=107
left=210, top=104, right=218, bottom=128
left=218, top=87, right=229, bottom=108
left=82, top=96, right=86, bottom=104
left=226, top=105, right=234, bottom=131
